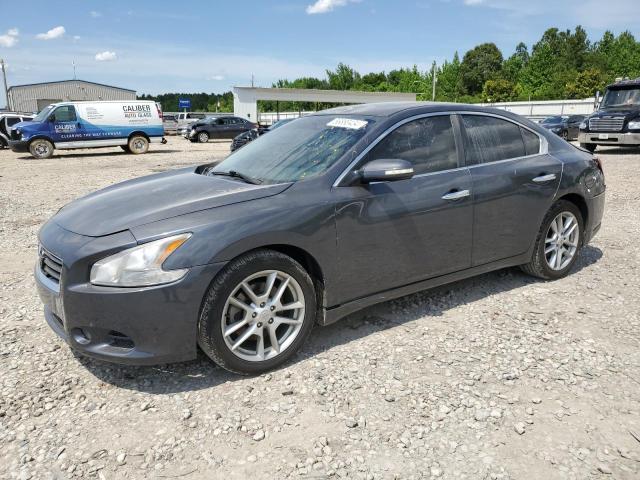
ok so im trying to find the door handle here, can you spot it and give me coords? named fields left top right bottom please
left=442, top=189, right=470, bottom=201
left=532, top=173, right=556, bottom=183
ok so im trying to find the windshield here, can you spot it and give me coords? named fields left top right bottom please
left=542, top=116, right=564, bottom=124
left=209, top=115, right=374, bottom=184
left=33, top=105, right=55, bottom=122
left=601, top=88, right=640, bottom=108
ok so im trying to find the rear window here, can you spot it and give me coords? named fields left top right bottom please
left=462, top=115, right=526, bottom=164
left=521, top=128, right=541, bottom=156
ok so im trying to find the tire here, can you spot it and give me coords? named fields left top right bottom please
left=198, top=249, right=316, bottom=375
left=521, top=200, right=584, bottom=280
left=197, top=131, right=209, bottom=143
left=0, top=138, right=6, bottom=149
left=120, top=145, right=131, bottom=153
left=29, top=139, right=54, bottom=159
left=561, top=131, right=569, bottom=140
left=580, top=143, right=596, bottom=153
left=128, top=135, right=149, bottom=154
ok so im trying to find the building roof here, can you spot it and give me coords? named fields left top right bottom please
left=8, top=79, right=136, bottom=93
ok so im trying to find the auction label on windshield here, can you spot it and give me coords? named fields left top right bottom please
left=327, top=118, right=368, bottom=130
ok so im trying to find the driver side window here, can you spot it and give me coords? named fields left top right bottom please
left=365, top=115, right=459, bottom=175
left=51, top=106, right=77, bottom=122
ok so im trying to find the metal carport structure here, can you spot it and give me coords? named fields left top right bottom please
left=233, top=87, right=416, bottom=121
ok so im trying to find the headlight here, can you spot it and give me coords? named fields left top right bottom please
left=90, top=233, right=191, bottom=287
left=628, top=120, right=640, bottom=130
left=579, top=121, right=587, bottom=130
left=552, top=127, right=561, bottom=132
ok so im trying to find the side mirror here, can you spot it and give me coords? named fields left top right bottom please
left=360, top=159, right=414, bottom=183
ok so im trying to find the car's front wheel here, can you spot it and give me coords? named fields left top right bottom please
left=198, top=250, right=316, bottom=374
left=521, top=200, right=583, bottom=280
left=197, top=131, right=209, bottom=143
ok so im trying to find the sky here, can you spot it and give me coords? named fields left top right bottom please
left=1, top=0, right=640, bottom=107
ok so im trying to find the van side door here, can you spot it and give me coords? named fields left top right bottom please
left=49, top=105, right=82, bottom=143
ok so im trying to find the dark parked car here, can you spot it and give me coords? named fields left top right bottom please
left=540, top=115, right=585, bottom=141
left=35, top=103, right=605, bottom=374
left=230, top=118, right=295, bottom=152
left=188, top=116, right=257, bottom=143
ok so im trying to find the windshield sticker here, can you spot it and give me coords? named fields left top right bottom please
left=327, top=118, right=368, bottom=130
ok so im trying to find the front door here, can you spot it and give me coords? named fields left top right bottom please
left=334, top=114, right=473, bottom=304
left=460, top=114, right=562, bottom=266
left=49, top=105, right=82, bottom=143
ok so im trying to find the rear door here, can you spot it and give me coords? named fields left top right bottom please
left=334, top=114, right=473, bottom=303
left=461, top=114, right=562, bottom=266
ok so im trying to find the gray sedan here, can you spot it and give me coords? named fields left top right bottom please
left=35, top=103, right=605, bottom=374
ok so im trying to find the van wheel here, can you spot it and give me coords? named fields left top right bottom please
left=197, top=132, right=209, bottom=143
left=0, top=138, right=6, bottom=149
left=29, top=139, right=54, bottom=159
left=128, top=135, right=149, bottom=154
left=120, top=145, right=131, bottom=153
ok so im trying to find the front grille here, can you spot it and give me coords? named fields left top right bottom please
left=39, top=246, right=63, bottom=283
left=589, top=117, right=625, bottom=132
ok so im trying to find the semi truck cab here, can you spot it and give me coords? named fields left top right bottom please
left=578, top=77, right=640, bottom=152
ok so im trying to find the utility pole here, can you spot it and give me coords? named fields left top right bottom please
left=251, top=74, right=254, bottom=88
left=72, top=60, right=77, bottom=80
left=1, top=59, right=10, bottom=111
left=431, top=61, right=437, bottom=101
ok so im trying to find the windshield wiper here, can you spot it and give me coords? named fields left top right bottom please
left=210, top=170, right=262, bottom=185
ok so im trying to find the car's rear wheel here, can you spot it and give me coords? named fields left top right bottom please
left=128, top=135, right=149, bottom=154
left=197, top=131, right=209, bottom=143
left=29, top=139, right=54, bottom=159
left=580, top=143, right=597, bottom=153
left=198, top=249, right=316, bottom=374
left=521, top=200, right=583, bottom=280
left=0, top=138, right=7, bottom=149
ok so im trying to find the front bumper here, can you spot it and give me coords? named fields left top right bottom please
left=9, top=139, right=29, bottom=152
left=578, top=131, right=640, bottom=145
left=35, top=222, right=225, bottom=365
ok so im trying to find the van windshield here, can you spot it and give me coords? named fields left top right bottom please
left=33, top=105, right=55, bottom=122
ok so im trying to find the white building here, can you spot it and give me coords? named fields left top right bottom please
left=8, top=79, right=136, bottom=113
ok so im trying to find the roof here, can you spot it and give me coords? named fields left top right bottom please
left=8, top=79, right=136, bottom=93
left=314, top=101, right=525, bottom=118
left=607, top=77, right=640, bottom=89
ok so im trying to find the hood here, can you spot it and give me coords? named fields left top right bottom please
left=591, top=107, right=640, bottom=119
left=542, top=121, right=563, bottom=129
left=53, top=167, right=291, bottom=237
left=12, top=120, right=38, bottom=131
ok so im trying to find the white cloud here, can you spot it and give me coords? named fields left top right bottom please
left=36, top=26, right=66, bottom=40
left=0, top=27, right=19, bottom=47
left=208, top=74, right=225, bottom=81
left=90, top=11, right=102, bottom=18
left=306, top=0, right=360, bottom=15
left=73, top=35, right=81, bottom=41
left=95, top=51, right=117, bottom=61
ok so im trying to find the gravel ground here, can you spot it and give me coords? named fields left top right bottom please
left=1, top=137, right=639, bottom=480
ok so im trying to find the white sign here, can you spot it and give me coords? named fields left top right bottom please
left=327, top=118, right=368, bottom=130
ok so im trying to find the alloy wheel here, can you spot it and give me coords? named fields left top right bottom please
left=221, top=270, right=305, bottom=362
left=544, top=212, right=579, bottom=270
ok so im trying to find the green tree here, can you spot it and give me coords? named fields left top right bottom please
left=482, top=79, right=519, bottom=102
left=565, top=68, right=607, bottom=99
left=460, top=43, right=504, bottom=95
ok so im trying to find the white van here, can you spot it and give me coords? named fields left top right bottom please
left=9, top=100, right=165, bottom=159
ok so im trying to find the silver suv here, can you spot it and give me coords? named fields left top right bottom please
left=0, top=113, right=34, bottom=148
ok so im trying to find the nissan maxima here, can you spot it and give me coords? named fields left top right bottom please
left=35, top=103, right=605, bottom=374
